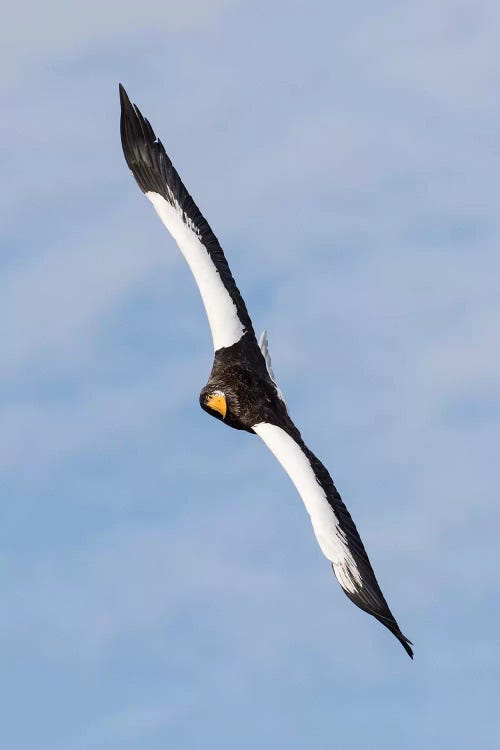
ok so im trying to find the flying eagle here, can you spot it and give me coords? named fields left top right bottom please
left=119, top=84, right=413, bottom=658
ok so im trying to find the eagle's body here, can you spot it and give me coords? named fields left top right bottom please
left=119, top=84, right=413, bottom=658
left=201, top=334, right=286, bottom=432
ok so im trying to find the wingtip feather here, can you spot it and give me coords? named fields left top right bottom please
left=118, top=82, right=131, bottom=110
left=377, top=615, right=414, bottom=658
left=396, top=632, right=414, bottom=659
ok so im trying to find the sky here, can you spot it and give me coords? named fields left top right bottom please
left=2, top=1, right=500, bottom=747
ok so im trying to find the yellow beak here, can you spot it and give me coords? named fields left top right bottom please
left=206, top=393, right=227, bottom=419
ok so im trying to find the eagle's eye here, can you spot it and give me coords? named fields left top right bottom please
left=205, top=391, right=227, bottom=419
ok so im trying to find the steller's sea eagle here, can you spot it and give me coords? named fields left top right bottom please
left=119, top=84, right=413, bottom=658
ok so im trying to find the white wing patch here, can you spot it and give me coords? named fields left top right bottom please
left=258, top=330, right=285, bottom=403
left=146, top=191, right=245, bottom=351
left=253, top=422, right=362, bottom=593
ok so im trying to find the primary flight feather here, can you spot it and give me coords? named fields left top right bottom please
left=119, top=84, right=413, bottom=658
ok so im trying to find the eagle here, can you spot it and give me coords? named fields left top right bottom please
left=119, top=84, right=413, bottom=658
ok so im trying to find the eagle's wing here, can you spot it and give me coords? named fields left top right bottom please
left=253, top=421, right=413, bottom=657
left=119, top=84, right=256, bottom=352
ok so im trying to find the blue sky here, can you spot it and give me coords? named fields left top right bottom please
left=2, top=1, right=499, bottom=747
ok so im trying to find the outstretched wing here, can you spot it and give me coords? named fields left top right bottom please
left=119, top=84, right=255, bottom=352
left=253, top=421, right=413, bottom=657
